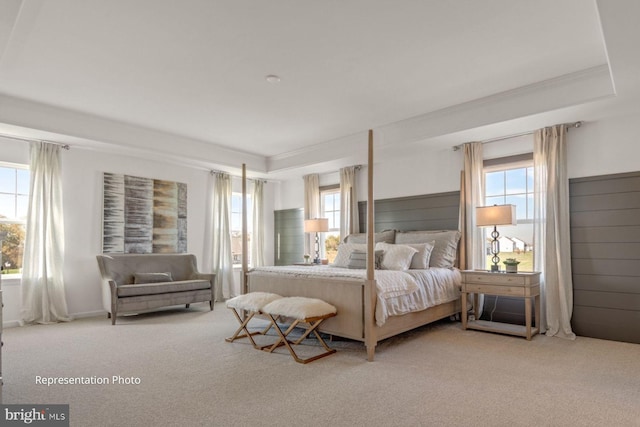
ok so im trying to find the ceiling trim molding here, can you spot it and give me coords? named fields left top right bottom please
left=267, top=64, right=614, bottom=173
left=0, top=93, right=268, bottom=172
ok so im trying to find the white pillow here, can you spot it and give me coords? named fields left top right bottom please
left=332, top=243, right=367, bottom=268
left=375, top=242, right=418, bottom=271
left=405, top=241, right=435, bottom=269
left=395, top=230, right=461, bottom=268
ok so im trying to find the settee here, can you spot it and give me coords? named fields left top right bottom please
left=96, top=253, right=216, bottom=324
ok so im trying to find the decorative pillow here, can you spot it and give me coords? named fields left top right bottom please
left=344, top=229, right=395, bottom=244
left=375, top=242, right=418, bottom=271
left=395, top=230, right=461, bottom=268
left=133, top=272, right=173, bottom=284
left=332, top=243, right=367, bottom=268
left=405, top=241, right=435, bottom=269
left=347, top=249, right=384, bottom=270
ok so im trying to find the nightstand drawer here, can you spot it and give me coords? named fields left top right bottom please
left=463, top=273, right=527, bottom=286
left=464, top=282, right=526, bottom=297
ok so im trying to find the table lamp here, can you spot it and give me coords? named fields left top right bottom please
left=304, top=218, right=329, bottom=264
left=476, top=205, right=516, bottom=272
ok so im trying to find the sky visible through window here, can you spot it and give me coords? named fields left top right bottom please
left=0, top=166, right=30, bottom=220
left=230, top=193, right=252, bottom=265
left=231, top=193, right=252, bottom=233
left=485, top=166, right=534, bottom=221
left=322, top=190, right=340, bottom=231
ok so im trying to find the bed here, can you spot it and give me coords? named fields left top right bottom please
left=247, top=230, right=462, bottom=360
left=240, top=130, right=463, bottom=361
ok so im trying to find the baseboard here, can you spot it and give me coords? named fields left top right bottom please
left=2, top=310, right=106, bottom=329
left=71, top=310, right=107, bottom=320
left=3, top=319, right=21, bottom=328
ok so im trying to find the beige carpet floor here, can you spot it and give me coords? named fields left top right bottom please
left=3, top=303, right=640, bottom=427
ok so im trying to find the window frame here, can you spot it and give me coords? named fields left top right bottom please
left=481, top=154, right=534, bottom=271
left=319, top=185, right=340, bottom=263
left=230, top=191, right=253, bottom=267
left=0, top=161, right=30, bottom=279
left=320, top=184, right=340, bottom=233
left=483, top=154, right=534, bottom=224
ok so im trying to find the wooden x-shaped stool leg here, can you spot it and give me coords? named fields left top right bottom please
left=225, top=308, right=264, bottom=348
left=225, top=292, right=284, bottom=349
left=263, top=313, right=336, bottom=364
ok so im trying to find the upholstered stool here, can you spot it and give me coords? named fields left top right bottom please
left=225, top=292, right=283, bottom=349
left=261, top=296, right=337, bottom=364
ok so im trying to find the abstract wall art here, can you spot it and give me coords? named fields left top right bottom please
left=102, top=173, right=187, bottom=253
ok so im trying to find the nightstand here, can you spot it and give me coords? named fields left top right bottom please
left=461, top=270, right=541, bottom=340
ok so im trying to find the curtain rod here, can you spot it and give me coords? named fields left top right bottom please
left=0, top=132, right=71, bottom=150
left=303, top=165, right=363, bottom=179
left=210, top=169, right=268, bottom=183
left=452, top=121, right=583, bottom=151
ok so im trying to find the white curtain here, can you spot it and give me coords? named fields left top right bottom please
left=251, top=179, right=265, bottom=267
left=533, top=125, right=576, bottom=339
left=21, top=142, right=71, bottom=324
left=339, top=166, right=360, bottom=239
left=211, top=172, right=235, bottom=300
left=303, top=174, right=320, bottom=256
left=458, top=142, right=485, bottom=316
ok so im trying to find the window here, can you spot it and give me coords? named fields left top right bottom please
left=483, top=157, right=534, bottom=270
left=320, top=186, right=340, bottom=263
left=230, top=192, right=252, bottom=266
left=486, top=166, right=534, bottom=221
left=0, top=163, right=30, bottom=276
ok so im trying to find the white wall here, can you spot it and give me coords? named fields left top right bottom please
left=277, top=143, right=464, bottom=210
left=567, top=111, right=640, bottom=179
left=1, top=137, right=274, bottom=326
left=275, top=110, right=640, bottom=214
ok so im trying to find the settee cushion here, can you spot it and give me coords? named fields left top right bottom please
left=98, top=253, right=202, bottom=286
left=117, top=279, right=211, bottom=297
left=133, top=272, right=173, bottom=284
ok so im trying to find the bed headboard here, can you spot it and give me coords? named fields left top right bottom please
left=357, top=191, right=460, bottom=233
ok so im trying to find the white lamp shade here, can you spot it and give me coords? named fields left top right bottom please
left=304, top=218, right=329, bottom=233
left=476, top=205, right=516, bottom=227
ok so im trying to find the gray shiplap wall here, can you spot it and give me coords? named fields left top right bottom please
left=570, top=171, right=640, bottom=344
left=357, top=191, right=460, bottom=232
left=274, top=208, right=304, bottom=266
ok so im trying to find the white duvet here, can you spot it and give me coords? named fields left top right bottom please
left=379, top=268, right=461, bottom=325
left=248, top=266, right=461, bottom=326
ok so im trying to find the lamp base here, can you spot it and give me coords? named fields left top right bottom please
left=314, top=232, right=321, bottom=264
left=490, top=264, right=499, bottom=272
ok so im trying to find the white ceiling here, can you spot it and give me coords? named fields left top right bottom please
left=0, top=0, right=637, bottom=177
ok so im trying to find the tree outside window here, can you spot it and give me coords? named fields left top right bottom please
left=0, top=164, right=29, bottom=275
